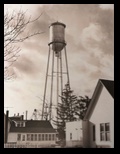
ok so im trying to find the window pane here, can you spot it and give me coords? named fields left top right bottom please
left=33, top=134, right=35, bottom=141
left=21, top=123, right=23, bottom=127
left=31, top=134, right=33, bottom=141
left=105, top=123, right=110, bottom=131
left=100, top=124, right=104, bottom=132
left=35, top=134, right=37, bottom=141
left=27, top=134, right=30, bottom=141
left=52, top=134, right=54, bottom=141
left=17, top=123, right=20, bottom=127
left=42, top=134, right=44, bottom=141
left=100, top=133, right=105, bottom=141
left=49, top=134, right=51, bottom=141
left=93, top=125, right=96, bottom=141
left=106, top=132, right=110, bottom=141
left=70, top=133, right=72, bottom=140
left=38, top=134, right=41, bottom=141
left=22, top=135, right=25, bottom=141
left=17, top=134, right=21, bottom=141
left=45, top=134, right=48, bottom=141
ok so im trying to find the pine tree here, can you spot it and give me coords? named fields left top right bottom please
left=52, top=83, right=91, bottom=140
left=53, top=83, right=77, bottom=140
left=75, top=95, right=91, bottom=120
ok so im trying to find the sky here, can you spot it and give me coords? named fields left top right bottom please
left=4, top=4, right=114, bottom=120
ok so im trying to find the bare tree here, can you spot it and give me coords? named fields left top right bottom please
left=4, top=8, right=44, bottom=80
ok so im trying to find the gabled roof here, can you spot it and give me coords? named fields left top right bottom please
left=100, top=79, right=114, bottom=98
left=84, top=79, right=114, bottom=120
left=9, top=120, right=56, bottom=133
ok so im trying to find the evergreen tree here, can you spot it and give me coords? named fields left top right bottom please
left=52, top=83, right=91, bottom=140
left=53, top=83, right=77, bottom=140
left=75, top=95, right=91, bottom=120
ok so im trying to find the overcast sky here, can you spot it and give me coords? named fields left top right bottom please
left=4, top=4, right=114, bottom=119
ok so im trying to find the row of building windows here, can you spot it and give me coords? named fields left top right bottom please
left=17, top=134, right=56, bottom=141
left=15, top=122, right=25, bottom=127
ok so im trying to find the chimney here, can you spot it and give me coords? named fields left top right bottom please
left=21, top=115, right=24, bottom=120
left=26, top=110, right=28, bottom=120
left=17, top=113, right=19, bottom=116
left=5, top=110, right=9, bottom=143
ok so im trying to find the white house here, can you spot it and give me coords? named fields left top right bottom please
left=66, top=120, right=83, bottom=147
left=83, top=79, right=114, bottom=148
left=4, top=113, right=57, bottom=148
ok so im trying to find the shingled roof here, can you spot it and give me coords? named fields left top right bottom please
left=9, top=120, right=56, bottom=133
left=100, top=79, right=114, bottom=98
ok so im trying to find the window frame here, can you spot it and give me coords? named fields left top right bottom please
left=17, top=134, right=21, bottom=141
left=38, top=134, right=41, bottom=141
left=93, top=125, right=96, bottom=141
left=42, top=134, right=44, bottom=141
left=70, top=133, right=72, bottom=140
left=27, top=134, right=31, bottom=141
left=100, top=123, right=110, bottom=141
left=49, top=134, right=51, bottom=141
left=52, top=134, right=55, bottom=141
left=22, top=134, right=25, bottom=141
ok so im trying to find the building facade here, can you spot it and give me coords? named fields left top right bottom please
left=83, top=79, right=114, bottom=148
left=66, top=120, right=83, bottom=147
left=4, top=113, right=57, bottom=148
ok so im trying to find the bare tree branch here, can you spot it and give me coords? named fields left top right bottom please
left=4, top=9, right=44, bottom=80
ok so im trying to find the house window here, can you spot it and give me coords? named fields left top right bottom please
left=17, top=123, right=21, bottom=127
left=49, top=134, right=51, bottom=141
left=38, top=134, right=41, bottom=141
left=17, top=134, right=21, bottom=141
left=45, top=134, right=48, bottom=141
left=21, top=123, right=23, bottom=127
left=42, top=134, right=44, bottom=141
left=105, top=123, right=110, bottom=141
left=22, top=135, right=25, bottom=141
left=31, top=134, right=33, bottom=141
left=93, top=125, right=96, bottom=141
left=16, top=122, right=25, bottom=127
left=52, top=134, right=55, bottom=141
left=100, top=123, right=110, bottom=141
left=27, top=134, right=30, bottom=141
left=35, top=134, right=37, bottom=141
left=70, top=133, right=72, bottom=140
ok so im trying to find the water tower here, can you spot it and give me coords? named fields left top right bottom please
left=41, top=22, right=70, bottom=121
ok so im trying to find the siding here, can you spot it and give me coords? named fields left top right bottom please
left=66, top=121, right=83, bottom=147
left=7, top=133, right=56, bottom=146
left=89, top=86, right=114, bottom=148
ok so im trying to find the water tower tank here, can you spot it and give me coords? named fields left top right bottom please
left=49, top=22, right=66, bottom=53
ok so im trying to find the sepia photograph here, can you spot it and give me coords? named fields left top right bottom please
left=4, top=4, right=114, bottom=148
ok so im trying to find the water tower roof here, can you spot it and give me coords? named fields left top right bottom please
left=49, top=21, right=66, bottom=28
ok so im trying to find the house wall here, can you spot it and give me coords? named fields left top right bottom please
left=66, top=120, right=83, bottom=147
left=89, top=86, right=114, bottom=148
left=82, top=120, right=89, bottom=148
left=8, top=133, right=56, bottom=147
left=8, top=133, right=17, bottom=143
